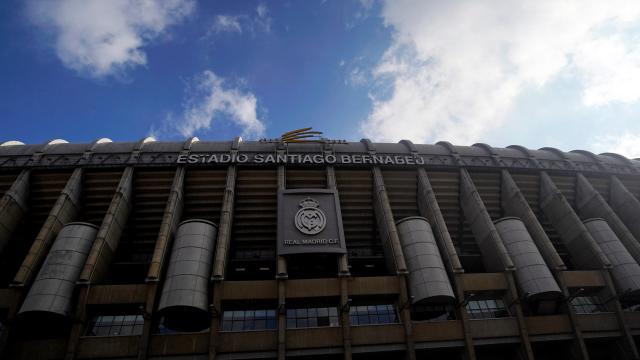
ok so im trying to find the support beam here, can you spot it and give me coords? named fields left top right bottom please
left=459, top=169, right=532, bottom=360
left=459, top=169, right=513, bottom=272
left=416, top=168, right=475, bottom=360
left=371, top=167, right=414, bottom=360
left=209, top=165, right=236, bottom=360
left=79, top=167, right=134, bottom=283
left=66, top=167, right=134, bottom=360
left=277, top=165, right=287, bottom=360
left=0, top=170, right=29, bottom=256
left=0, top=168, right=82, bottom=359
left=138, top=167, right=185, bottom=360
left=539, top=172, right=610, bottom=270
left=13, top=167, right=82, bottom=287
left=501, top=170, right=566, bottom=271
left=502, top=170, right=589, bottom=359
left=610, top=176, right=640, bottom=243
left=328, top=166, right=352, bottom=360
left=416, top=168, right=464, bottom=274
left=372, top=167, right=408, bottom=274
left=576, top=173, right=640, bottom=264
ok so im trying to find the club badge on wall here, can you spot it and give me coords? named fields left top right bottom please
left=294, top=197, right=327, bottom=235
left=278, top=189, right=346, bottom=255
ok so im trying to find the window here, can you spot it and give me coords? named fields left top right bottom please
left=466, top=298, right=509, bottom=319
left=622, top=302, right=640, bottom=312
left=85, top=314, right=144, bottom=336
left=571, top=296, right=607, bottom=314
left=220, top=309, right=277, bottom=332
left=350, top=304, right=398, bottom=326
left=286, top=306, right=339, bottom=328
left=412, top=304, right=456, bottom=321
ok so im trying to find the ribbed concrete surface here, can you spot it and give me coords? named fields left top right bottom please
left=396, top=217, right=455, bottom=305
left=494, top=217, right=561, bottom=302
left=19, top=222, right=98, bottom=320
left=158, top=219, right=217, bottom=331
left=583, top=218, right=640, bottom=299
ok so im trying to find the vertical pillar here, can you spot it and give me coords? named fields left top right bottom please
left=138, top=167, right=185, bottom=360
left=609, top=176, right=640, bottom=248
left=277, top=165, right=287, bottom=360
left=13, top=167, right=83, bottom=287
left=501, top=170, right=589, bottom=359
left=576, top=173, right=640, bottom=263
left=66, top=167, right=134, bottom=360
left=459, top=169, right=513, bottom=272
left=459, top=169, right=533, bottom=360
left=416, top=168, right=475, bottom=360
left=209, top=165, right=236, bottom=360
left=371, top=167, right=414, bottom=360
left=501, top=170, right=566, bottom=271
left=0, top=169, right=29, bottom=256
left=0, top=168, right=82, bottom=359
left=539, top=172, right=610, bottom=270
left=79, top=167, right=134, bottom=283
left=328, top=166, right=352, bottom=360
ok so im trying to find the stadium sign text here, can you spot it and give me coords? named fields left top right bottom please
left=176, top=153, right=425, bottom=166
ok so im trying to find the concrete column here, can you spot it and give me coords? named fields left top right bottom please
left=600, top=269, right=640, bottom=360
left=610, top=176, right=640, bottom=247
left=0, top=170, right=29, bottom=256
left=13, top=167, right=82, bottom=287
left=576, top=174, right=640, bottom=264
left=139, top=167, right=185, bottom=360
left=372, top=167, right=408, bottom=274
left=328, top=166, right=352, bottom=360
left=459, top=169, right=536, bottom=359
left=0, top=169, right=81, bottom=359
left=79, top=167, right=134, bottom=283
left=503, top=271, right=535, bottom=360
left=501, top=170, right=566, bottom=271
left=416, top=168, right=475, bottom=360
left=210, top=165, right=236, bottom=360
left=66, top=168, right=133, bottom=360
left=556, top=274, right=590, bottom=360
left=416, top=168, right=464, bottom=274
left=212, top=166, right=236, bottom=281
left=370, top=167, right=414, bottom=360
left=277, top=165, right=287, bottom=360
left=502, top=171, right=589, bottom=359
left=539, top=172, right=610, bottom=270
left=459, top=169, right=514, bottom=272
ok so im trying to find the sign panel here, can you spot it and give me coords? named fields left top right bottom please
left=277, top=189, right=346, bottom=255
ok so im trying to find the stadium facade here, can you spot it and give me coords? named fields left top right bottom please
left=0, top=136, right=639, bottom=360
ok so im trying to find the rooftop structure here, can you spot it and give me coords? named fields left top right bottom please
left=0, top=137, right=639, bottom=360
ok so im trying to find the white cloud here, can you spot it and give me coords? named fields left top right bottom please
left=28, top=0, right=194, bottom=79
left=211, top=15, right=243, bottom=34
left=206, top=3, right=271, bottom=38
left=169, top=70, right=266, bottom=139
left=361, top=0, right=640, bottom=145
left=594, top=133, right=640, bottom=159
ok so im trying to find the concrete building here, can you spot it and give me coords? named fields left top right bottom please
left=0, top=136, right=639, bottom=360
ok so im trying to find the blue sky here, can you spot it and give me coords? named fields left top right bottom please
left=2, top=0, right=640, bottom=158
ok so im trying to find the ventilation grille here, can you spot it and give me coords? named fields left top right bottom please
left=0, top=171, right=19, bottom=197
left=183, top=169, right=227, bottom=222
left=585, top=175, right=609, bottom=202
left=80, top=169, right=124, bottom=226
left=101, top=169, right=174, bottom=284
left=286, top=168, right=326, bottom=189
left=232, top=168, right=278, bottom=249
left=382, top=170, right=419, bottom=221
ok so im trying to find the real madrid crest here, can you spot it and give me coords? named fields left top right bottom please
left=294, top=197, right=326, bottom=235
